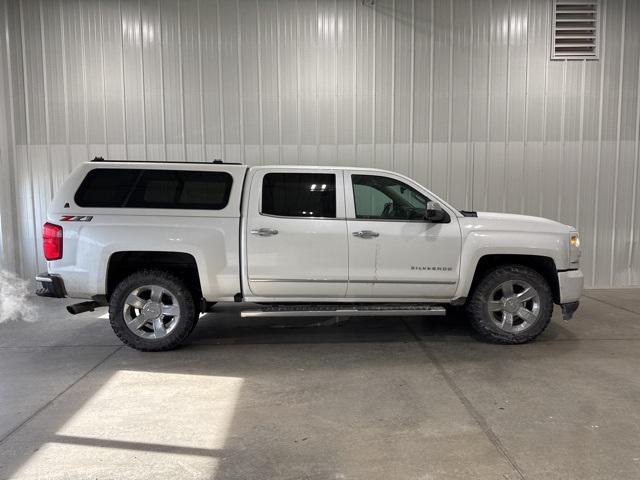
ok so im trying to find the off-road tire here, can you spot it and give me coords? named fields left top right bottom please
left=465, top=265, right=553, bottom=344
left=109, top=270, right=198, bottom=351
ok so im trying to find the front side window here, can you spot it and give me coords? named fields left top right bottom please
left=352, top=174, right=429, bottom=221
left=262, top=172, right=336, bottom=218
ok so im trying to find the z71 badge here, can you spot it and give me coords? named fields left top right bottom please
left=59, top=215, right=93, bottom=222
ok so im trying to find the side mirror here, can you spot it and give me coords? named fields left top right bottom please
left=425, top=201, right=447, bottom=223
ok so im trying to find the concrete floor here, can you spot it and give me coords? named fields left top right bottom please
left=0, top=291, right=639, bottom=480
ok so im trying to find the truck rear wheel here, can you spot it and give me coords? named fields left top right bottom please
left=109, top=270, right=198, bottom=351
left=465, top=265, right=553, bottom=344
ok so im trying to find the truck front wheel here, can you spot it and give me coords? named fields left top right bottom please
left=465, top=265, right=553, bottom=344
left=109, top=270, right=198, bottom=351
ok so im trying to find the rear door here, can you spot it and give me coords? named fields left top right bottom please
left=245, top=168, right=348, bottom=298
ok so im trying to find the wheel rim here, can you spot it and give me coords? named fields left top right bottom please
left=487, top=280, right=541, bottom=333
left=122, top=285, right=180, bottom=340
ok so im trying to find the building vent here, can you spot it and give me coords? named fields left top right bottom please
left=552, top=1, right=600, bottom=60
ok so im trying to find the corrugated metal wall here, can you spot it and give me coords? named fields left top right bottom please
left=0, top=0, right=639, bottom=288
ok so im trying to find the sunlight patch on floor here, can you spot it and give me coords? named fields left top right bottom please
left=14, top=370, right=244, bottom=479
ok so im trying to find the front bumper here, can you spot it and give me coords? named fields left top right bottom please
left=35, top=273, right=67, bottom=298
left=561, top=301, right=580, bottom=320
left=557, top=269, right=583, bottom=320
left=558, top=269, right=583, bottom=304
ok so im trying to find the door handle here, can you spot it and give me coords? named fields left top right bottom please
left=251, top=228, right=279, bottom=236
left=352, top=230, right=379, bottom=239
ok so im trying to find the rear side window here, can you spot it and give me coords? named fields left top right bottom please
left=261, top=172, right=336, bottom=218
left=75, top=168, right=233, bottom=210
left=126, top=170, right=232, bottom=209
left=73, top=169, right=139, bottom=208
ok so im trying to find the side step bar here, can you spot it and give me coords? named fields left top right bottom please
left=241, top=305, right=446, bottom=318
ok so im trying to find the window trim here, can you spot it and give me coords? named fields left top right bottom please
left=74, top=168, right=234, bottom=211
left=346, top=217, right=427, bottom=223
left=259, top=171, right=340, bottom=220
left=259, top=212, right=346, bottom=221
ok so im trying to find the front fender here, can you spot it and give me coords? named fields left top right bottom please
left=454, top=230, right=567, bottom=299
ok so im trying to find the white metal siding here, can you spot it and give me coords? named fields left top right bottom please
left=0, top=0, right=639, bottom=288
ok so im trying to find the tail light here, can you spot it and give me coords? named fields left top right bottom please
left=43, top=223, right=63, bottom=260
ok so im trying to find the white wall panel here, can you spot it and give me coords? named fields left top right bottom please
left=0, top=0, right=18, bottom=271
left=0, top=0, right=639, bottom=289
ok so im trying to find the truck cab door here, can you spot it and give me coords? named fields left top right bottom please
left=244, top=168, right=348, bottom=298
left=345, top=171, right=461, bottom=300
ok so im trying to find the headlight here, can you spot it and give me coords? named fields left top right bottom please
left=569, top=232, right=581, bottom=264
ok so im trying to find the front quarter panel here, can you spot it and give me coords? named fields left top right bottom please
left=455, top=218, right=572, bottom=299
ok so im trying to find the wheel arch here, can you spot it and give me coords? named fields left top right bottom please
left=106, top=251, right=203, bottom=302
left=466, top=254, right=560, bottom=304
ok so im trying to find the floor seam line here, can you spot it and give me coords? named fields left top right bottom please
left=169, top=337, right=640, bottom=348
left=582, top=294, right=640, bottom=317
left=403, top=320, right=527, bottom=480
left=0, top=346, right=122, bottom=446
left=0, top=345, right=123, bottom=349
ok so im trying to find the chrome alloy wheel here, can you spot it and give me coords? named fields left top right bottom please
left=487, top=280, right=540, bottom=333
left=122, top=285, right=181, bottom=339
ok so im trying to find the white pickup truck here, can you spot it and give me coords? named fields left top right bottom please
left=36, top=159, right=583, bottom=351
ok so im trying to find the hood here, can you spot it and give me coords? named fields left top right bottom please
left=464, top=211, right=575, bottom=234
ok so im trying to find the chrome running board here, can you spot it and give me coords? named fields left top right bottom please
left=240, top=304, right=446, bottom=318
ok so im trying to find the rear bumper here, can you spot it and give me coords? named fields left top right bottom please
left=35, top=273, right=67, bottom=298
left=558, top=269, right=583, bottom=304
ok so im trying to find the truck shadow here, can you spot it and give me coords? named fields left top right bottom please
left=186, top=305, right=576, bottom=346
left=187, top=308, right=475, bottom=346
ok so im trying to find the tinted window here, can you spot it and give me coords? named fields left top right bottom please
left=126, top=170, right=232, bottom=209
left=74, top=169, right=139, bottom=208
left=352, top=174, right=429, bottom=220
left=262, top=173, right=336, bottom=218
left=75, top=168, right=233, bottom=210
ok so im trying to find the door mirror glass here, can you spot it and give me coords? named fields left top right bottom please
left=425, top=201, right=447, bottom=223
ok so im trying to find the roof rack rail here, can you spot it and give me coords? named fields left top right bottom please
left=88, top=157, right=243, bottom=165
left=211, top=159, right=242, bottom=164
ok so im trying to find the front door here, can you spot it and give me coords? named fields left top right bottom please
left=345, top=171, right=461, bottom=299
left=245, top=169, right=348, bottom=298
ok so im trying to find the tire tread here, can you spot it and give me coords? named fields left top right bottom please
left=109, top=269, right=197, bottom=352
left=465, top=265, right=553, bottom=344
